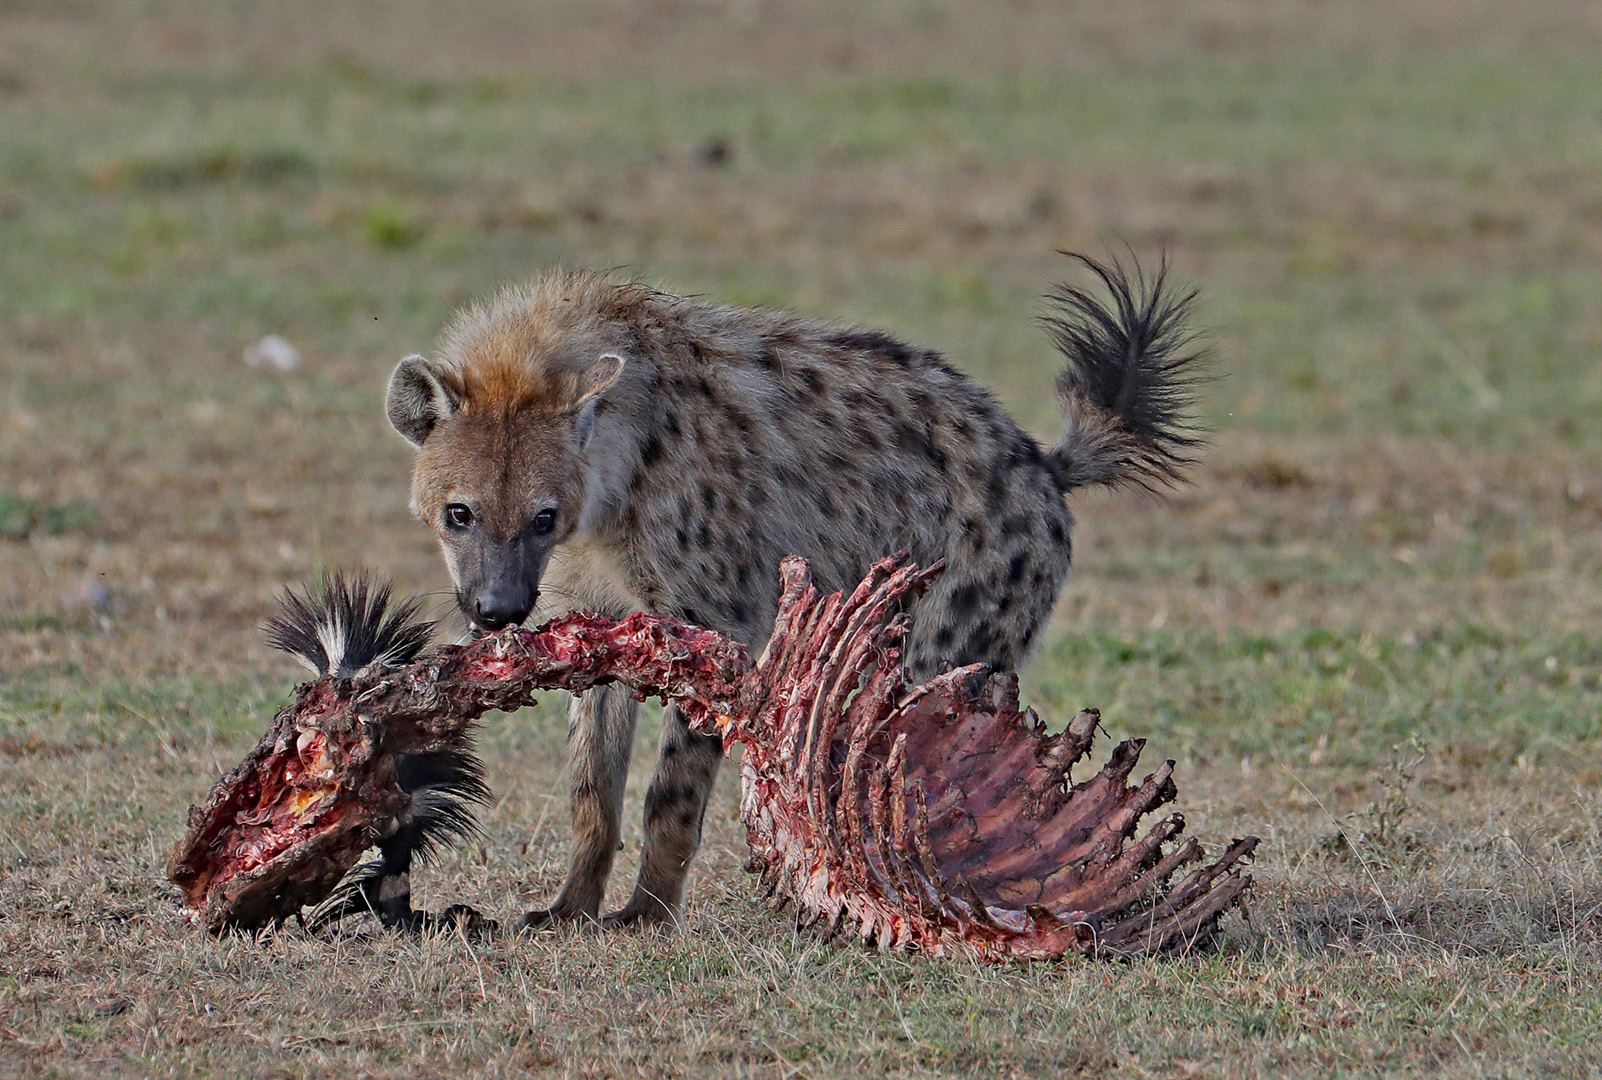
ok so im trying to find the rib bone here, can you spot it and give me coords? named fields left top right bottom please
left=169, top=555, right=1257, bottom=959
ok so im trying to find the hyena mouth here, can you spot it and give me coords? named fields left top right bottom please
left=458, top=590, right=539, bottom=638
left=465, top=617, right=525, bottom=640
left=454, top=593, right=499, bottom=638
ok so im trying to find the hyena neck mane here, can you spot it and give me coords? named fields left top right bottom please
left=426, top=274, right=766, bottom=524
left=412, top=270, right=905, bottom=545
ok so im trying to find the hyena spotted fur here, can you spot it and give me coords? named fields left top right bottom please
left=382, top=254, right=1205, bottom=930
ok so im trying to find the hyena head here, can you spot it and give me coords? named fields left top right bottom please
left=385, top=349, right=624, bottom=632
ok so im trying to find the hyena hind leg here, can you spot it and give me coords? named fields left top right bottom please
left=604, top=703, right=723, bottom=930
left=517, top=684, right=638, bottom=930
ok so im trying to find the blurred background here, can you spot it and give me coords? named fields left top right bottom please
left=3, top=0, right=1602, bottom=807
left=4, top=0, right=1600, bottom=681
left=2, top=4, right=1601, bottom=1072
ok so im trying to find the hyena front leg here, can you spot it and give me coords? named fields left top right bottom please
left=518, top=684, right=637, bottom=929
left=604, top=703, right=723, bottom=929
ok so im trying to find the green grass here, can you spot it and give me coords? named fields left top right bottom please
left=2, top=0, right=1602, bottom=1075
left=1036, top=625, right=1602, bottom=767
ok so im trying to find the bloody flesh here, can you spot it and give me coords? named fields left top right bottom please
left=170, top=555, right=1257, bottom=959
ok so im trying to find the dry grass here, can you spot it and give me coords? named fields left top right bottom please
left=3, top=1, right=1602, bottom=1075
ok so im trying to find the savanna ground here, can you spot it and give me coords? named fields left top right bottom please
left=2, top=1, right=1601, bottom=1075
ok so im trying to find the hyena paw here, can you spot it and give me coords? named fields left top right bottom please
left=601, top=899, right=681, bottom=932
left=515, top=903, right=597, bottom=932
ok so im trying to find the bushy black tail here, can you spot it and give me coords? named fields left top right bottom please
left=306, top=744, right=492, bottom=931
left=261, top=572, right=492, bottom=931
left=1040, top=252, right=1208, bottom=492
left=263, top=571, right=433, bottom=678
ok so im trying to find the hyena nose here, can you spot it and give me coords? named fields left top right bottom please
left=472, top=587, right=533, bottom=631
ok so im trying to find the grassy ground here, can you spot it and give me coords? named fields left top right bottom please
left=3, top=1, right=1601, bottom=1075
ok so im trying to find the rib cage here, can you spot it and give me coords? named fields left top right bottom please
left=169, top=555, right=1257, bottom=960
left=727, top=555, right=1257, bottom=959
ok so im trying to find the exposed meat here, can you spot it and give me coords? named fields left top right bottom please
left=169, top=555, right=1257, bottom=959
left=168, top=609, right=745, bottom=934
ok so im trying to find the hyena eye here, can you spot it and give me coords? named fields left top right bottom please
left=444, top=503, right=474, bottom=529
left=531, top=509, right=557, bottom=535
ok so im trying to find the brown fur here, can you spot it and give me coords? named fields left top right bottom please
left=386, top=259, right=1204, bottom=928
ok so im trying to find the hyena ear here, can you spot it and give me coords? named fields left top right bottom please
left=564, top=353, right=625, bottom=411
left=568, top=353, right=625, bottom=450
left=386, top=355, right=460, bottom=448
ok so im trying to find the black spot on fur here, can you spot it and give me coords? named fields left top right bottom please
left=725, top=404, right=755, bottom=436
left=641, top=434, right=664, bottom=466
left=831, top=330, right=913, bottom=367
left=801, top=368, right=827, bottom=396
left=986, top=473, right=1009, bottom=514
left=962, top=626, right=997, bottom=663
left=924, top=353, right=964, bottom=382
left=895, top=422, right=947, bottom=472
left=1008, top=553, right=1028, bottom=584
left=1008, top=437, right=1046, bottom=469
left=701, top=484, right=718, bottom=514
left=951, top=584, right=980, bottom=618
left=668, top=374, right=713, bottom=398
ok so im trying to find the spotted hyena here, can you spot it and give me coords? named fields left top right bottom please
left=379, top=254, right=1205, bottom=930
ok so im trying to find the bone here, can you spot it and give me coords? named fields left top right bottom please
left=169, top=554, right=1257, bottom=959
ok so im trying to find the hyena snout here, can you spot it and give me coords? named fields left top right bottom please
left=461, top=540, right=548, bottom=631
left=469, top=582, right=534, bottom=631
